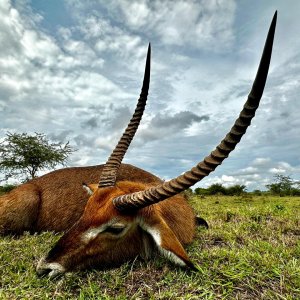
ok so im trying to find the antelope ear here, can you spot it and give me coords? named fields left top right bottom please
left=82, top=183, right=98, bottom=195
left=139, top=214, right=196, bottom=270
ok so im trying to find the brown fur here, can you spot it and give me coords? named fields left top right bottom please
left=41, top=181, right=196, bottom=273
left=0, top=163, right=163, bottom=234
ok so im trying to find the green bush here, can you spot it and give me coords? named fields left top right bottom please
left=0, top=184, right=17, bottom=194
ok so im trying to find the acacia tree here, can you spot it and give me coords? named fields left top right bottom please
left=266, top=174, right=300, bottom=196
left=0, top=132, right=74, bottom=181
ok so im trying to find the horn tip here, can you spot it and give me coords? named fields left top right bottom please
left=147, top=43, right=151, bottom=55
left=268, top=11, right=277, bottom=42
left=272, top=11, right=277, bottom=26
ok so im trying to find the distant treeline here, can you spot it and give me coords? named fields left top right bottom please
left=192, top=184, right=300, bottom=196
left=192, top=174, right=300, bottom=197
left=194, top=184, right=247, bottom=196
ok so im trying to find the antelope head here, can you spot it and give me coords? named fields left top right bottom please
left=37, top=13, right=277, bottom=278
left=37, top=180, right=195, bottom=278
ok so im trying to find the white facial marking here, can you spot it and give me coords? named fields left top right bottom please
left=37, top=257, right=66, bottom=278
left=81, top=225, right=106, bottom=243
left=81, top=219, right=128, bottom=243
left=47, top=263, right=66, bottom=278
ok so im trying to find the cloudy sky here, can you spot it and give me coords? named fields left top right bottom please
left=0, top=0, right=299, bottom=190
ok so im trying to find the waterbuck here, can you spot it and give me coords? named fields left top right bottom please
left=35, top=12, right=277, bottom=278
left=37, top=12, right=277, bottom=277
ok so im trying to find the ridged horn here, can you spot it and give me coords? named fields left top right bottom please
left=113, top=12, right=277, bottom=211
left=99, top=44, right=151, bottom=187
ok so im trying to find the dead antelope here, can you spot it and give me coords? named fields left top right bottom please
left=36, top=13, right=277, bottom=278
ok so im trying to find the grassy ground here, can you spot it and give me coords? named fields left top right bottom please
left=0, top=195, right=299, bottom=299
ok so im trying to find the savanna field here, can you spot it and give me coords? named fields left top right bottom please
left=0, top=195, right=299, bottom=299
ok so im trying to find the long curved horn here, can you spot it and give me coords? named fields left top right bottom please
left=113, top=12, right=277, bottom=211
left=99, top=44, right=151, bottom=187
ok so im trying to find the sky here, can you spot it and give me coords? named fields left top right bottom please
left=0, top=0, right=299, bottom=191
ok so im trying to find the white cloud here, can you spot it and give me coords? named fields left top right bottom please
left=76, top=15, right=145, bottom=70
left=114, top=0, right=236, bottom=50
left=252, top=158, right=271, bottom=167
left=236, top=166, right=258, bottom=175
left=269, top=162, right=298, bottom=174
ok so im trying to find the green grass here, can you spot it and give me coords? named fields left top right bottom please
left=0, top=195, right=299, bottom=299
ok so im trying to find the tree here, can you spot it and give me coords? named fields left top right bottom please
left=207, top=183, right=227, bottom=195
left=252, top=189, right=262, bottom=196
left=226, top=184, right=247, bottom=196
left=266, top=174, right=299, bottom=196
left=0, top=132, right=74, bottom=181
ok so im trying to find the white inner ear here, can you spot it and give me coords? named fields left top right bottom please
left=82, top=184, right=93, bottom=196
left=139, top=223, right=186, bottom=267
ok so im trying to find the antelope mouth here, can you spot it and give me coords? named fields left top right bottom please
left=36, top=258, right=66, bottom=278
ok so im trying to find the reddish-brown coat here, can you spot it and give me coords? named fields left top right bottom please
left=43, top=181, right=196, bottom=272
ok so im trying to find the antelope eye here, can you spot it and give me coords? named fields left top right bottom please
left=105, top=224, right=125, bottom=235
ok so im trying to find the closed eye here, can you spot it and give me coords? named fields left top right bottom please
left=104, top=225, right=125, bottom=235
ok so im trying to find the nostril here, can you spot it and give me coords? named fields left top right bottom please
left=36, top=258, right=66, bottom=278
